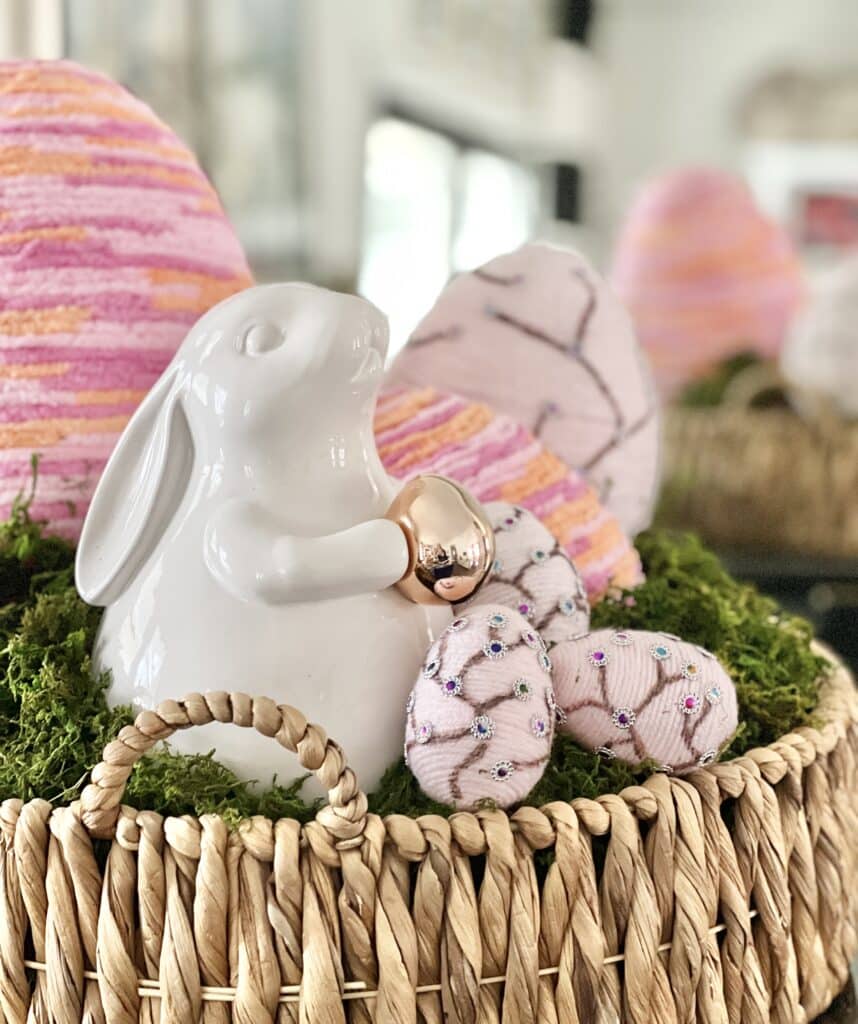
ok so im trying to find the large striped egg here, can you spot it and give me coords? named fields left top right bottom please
left=375, top=387, right=643, bottom=602
left=0, top=60, right=251, bottom=538
left=611, top=168, right=804, bottom=400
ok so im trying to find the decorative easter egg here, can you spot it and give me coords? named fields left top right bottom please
left=781, top=255, right=858, bottom=419
left=611, top=168, right=804, bottom=400
left=386, top=243, right=661, bottom=535
left=375, top=387, right=644, bottom=603
left=551, top=628, right=738, bottom=774
left=456, top=501, right=590, bottom=646
left=405, top=604, right=555, bottom=809
left=0, top=60, right=251, bottom=538
left=386, top=473, right=495, bottom=604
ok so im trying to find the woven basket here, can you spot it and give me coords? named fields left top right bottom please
left=0, top=654, right=856, bottom=1024
left=660, top=370, right=858, bottom=559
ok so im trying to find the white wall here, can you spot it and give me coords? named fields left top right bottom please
left=586, top=0, right=858, bottom=262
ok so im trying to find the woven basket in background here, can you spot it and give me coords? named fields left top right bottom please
left=0, top=650, right=855, bottom=1023
left=660, top=368, right=858, bottom=559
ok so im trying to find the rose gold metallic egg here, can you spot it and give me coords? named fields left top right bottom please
left=386, top=474, right=495, bottom=605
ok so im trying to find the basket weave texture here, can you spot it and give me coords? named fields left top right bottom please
left=0, top=658, right=856, bottom=1024
left=661, top=405, right=858, bottom=559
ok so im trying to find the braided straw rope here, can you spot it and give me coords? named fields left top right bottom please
left=0, top=659, right=856, bottom=1024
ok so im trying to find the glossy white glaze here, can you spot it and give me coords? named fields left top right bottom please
left=76, top=283, right=450, bottom=789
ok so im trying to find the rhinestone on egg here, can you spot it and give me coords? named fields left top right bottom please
left=680, top=693, right=702, bottom=715
left=513, top=678, right=532, bottom=701
left=490, top=760, right=515, bottom=782
left=423, top=658, right=440, bottom=678
left=448, top=617, right=468, bottom=632
left=441, top=676, right=462, bottom=697
left=649, top=643, right=671, bottom=661
left=531, top=715, right=549, bottom=739
left=558, top=597, right=577, bottom=616
left=548, top=689, right=567, bottom=725
left=595, top=745, right=617, bottom=760
left=681, top=662, right=701, bottom=681
left=531, top=547, right=549, bottom=564
left=499, top=514, right=518, bottom=531
left=612, top=707, right=636, bottom=730
left=416, top=722, right=433, bottom=744
left=611, top=630, right=633, bottom=646
left=588, top=648, right=609, bottom=668
left=698, top=749, right=717, bottom=767
left=538, top=650, right=552, bottom=673
left=471, top=715, right=494, bottom=741
left=517, top=601, right=534, bottom=618
left=705, top=685, right=722, bottom=705
left=522, top=629, right=542, bottom=650
left=492, top=558, right=504, bottom=574
left=487, top=612, right=507, bottom=630
left=405, top=692, right=415, bottom=714
left=483, top=639, right=507, bottom=660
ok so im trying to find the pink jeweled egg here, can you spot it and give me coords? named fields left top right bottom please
left=551, top=628, right=738, bottom=774
left=455, top=501, right=590, bottom=647
left=405, top=604, right=555, bottom=809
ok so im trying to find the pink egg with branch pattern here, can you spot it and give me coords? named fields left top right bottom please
left=405, top=604, right=556, bottom=809
left=551, top=628, right=738, bottom=774
left=386, top=243, right=661, bottom=536
left=456, top=500, right=590, bottom=647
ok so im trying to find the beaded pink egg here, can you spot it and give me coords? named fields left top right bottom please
left=386, top=243, right=661, bottom=536
left=405, top=604, right=555, bottom=809
left=0, top=60, right=251, bottom=538
left=551, top=628, right=738, bottom=774
left=456, top=501, right=590, bottom=647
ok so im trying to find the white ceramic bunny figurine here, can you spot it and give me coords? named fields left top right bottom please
left=76, top=283, right=451, bottom=789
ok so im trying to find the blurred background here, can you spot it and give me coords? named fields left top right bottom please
left=1, top=0, right=857, bottom=691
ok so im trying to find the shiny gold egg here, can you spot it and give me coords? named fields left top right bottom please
left=386, top=474, right=495, bottom=605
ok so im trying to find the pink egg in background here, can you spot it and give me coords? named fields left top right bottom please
left=387, top=243, right=661, bottom=537
left=405, top=604, right=555, bottom=809
left=551, top=627, right=738, bottom=774
left=611, top=167, right=804, bottom=400
left=0, top=60, right=251, bottom=538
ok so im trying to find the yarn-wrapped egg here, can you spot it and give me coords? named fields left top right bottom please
left=780, top=255, right=858, bottom=419
left=375, top=387, right=643, bottom=602
left=456, top=501, right=590, bottom=646
left=611, top=168, right=804, bottom=400
left=551, top=628, right=738, bottom=774
left=0, top=60, right=251, bottom=538
left=405, top=604, right=555, bottom=809
left=386, top=243, right=661, bottom=536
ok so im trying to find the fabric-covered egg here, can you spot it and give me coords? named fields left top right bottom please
left=611, top=168, right=804, bottom=400
left=386, top=243, right=661, bottom=536
left=456, top=501, right=590, bottom=646
left=375, top=387, right=644, bottom=602
left=551, top=628, right=738, bottom=774
left=781, top=255, right=858, bottom=419
left=405, top=604, right=555, bottom=809
left=0, top=60, right=251, bottom=538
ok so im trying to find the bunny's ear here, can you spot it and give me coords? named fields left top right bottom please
left=75, top=366, right=193, bottom=606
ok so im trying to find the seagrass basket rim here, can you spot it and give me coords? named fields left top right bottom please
left=72, top=643, right=857, bottom=844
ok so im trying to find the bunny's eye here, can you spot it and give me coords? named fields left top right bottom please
left=241, top=322, right=285, bottom=356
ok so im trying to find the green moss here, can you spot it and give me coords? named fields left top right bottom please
left=0, top=471, right=829, bottom=823
left=678, top=352, right=760, bottom=407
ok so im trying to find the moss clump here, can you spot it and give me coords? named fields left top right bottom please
left=0, top=474, right=828, bottom=822
left=678, top=352, right=760, bottom=407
